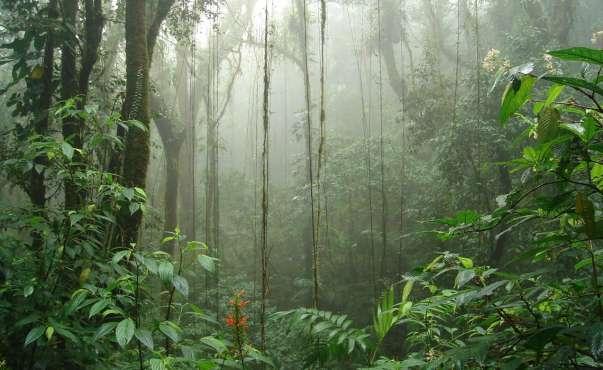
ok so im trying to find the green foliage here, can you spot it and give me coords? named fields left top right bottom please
left=500, top=74, right=536, bottom=124
left=0, top=99, right=265, bottom=369
left=272, top=308, right=370, bottom=367
left=383, top=46, right=603, bottom=368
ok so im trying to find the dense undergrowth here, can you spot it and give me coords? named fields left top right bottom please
left=0, top=0, right=602, bottom=368
left=1, top=44, right=602, bottom=369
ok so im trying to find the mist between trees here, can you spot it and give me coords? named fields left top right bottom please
left=0, top=0, right=602, bottom=369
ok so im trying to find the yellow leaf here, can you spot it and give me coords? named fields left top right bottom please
left=79, top=267, right=91, bottom=285
left=30, top=65, right=44, bottom=80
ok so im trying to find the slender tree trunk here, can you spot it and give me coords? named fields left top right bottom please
left=489, top=149, right=513, bottom=264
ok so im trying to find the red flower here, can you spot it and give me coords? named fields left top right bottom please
left=225, top=313, right=236, bottom=327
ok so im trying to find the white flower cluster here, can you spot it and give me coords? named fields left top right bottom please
left=543, top=54, right=557, bottom=74
left=482, top=48, right=511, bottom=73
left=591, top=31, right=603, bottom=49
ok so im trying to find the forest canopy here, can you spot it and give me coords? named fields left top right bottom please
left=0, top=0, right=602, bottom=369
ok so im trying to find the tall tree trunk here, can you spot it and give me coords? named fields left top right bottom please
left=79, top=0, right=104, bottom=101
left=112, top=0, right=174, bottom=245
left=61, top=0, right=80, bottom=209
left=118, top=0, right=151, bottom=245
left=30, top=0, right=58, bottom=210
left=61, top=0, right=103, bottom=210
left=153, top=102, right=185, bottom=254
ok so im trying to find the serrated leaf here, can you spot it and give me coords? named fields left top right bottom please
left=115, top=318, right=135, bottom=347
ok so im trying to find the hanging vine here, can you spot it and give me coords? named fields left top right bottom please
left=347, top=7, right=377, bottom=299
left=260, top=0, right=272, bottom=349
left=377, top=0, right=388, bottom=280
left=299, top=0, right=320, bottom=309
left=398, top=0, right=407, bottom=275
left=314, top=0, right=328, bottom=303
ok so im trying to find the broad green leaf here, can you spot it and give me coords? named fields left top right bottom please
left=311, top=321, right=331, bottom=334
left=89, top=299, right=109, bottom=318
left=53, top=325, right=78, bottom=344
left=159, top=321, right=181, bottom=343
left=500, top=75, right=536, bottom=124
left=23, top=285, right=34, bottom=297
left=200, top=336, right=227, bottom=354
left=158, top=261, right=174, bottom=283
left=24, top=326, right=45, bottom=346
left=61, top=141, right=74, bottom=160
left=115, top=318, right=135, bottom=347
left=534, top=84, right=564, bottom=115
left=112, top=250, right=131, bottom=264
left=347, top=337, right=355, bottom=354
left=547, top=47, right=603, bottom=66
left=560, top=122, right=587, bottom=141
left=424, top=255, right=443, bottom=272
left=135, top=328, right=154, bottom=350
left=478, top=280, right=507, bottom=297
left=197, top=254, right=216, bottom=273
left=172, top=275, right=189, bottom=297
left=592, top=163, right=603, bottom=190
left=455, top=269, right=475, bottom=288
left=458, top=257, right=474, bottom=269
left=543, top=76, right=603, bottom=96
left=93, top=321, right=117, bottom=341
left=246, top=349, right=276, bottom=367
left=149, top=358, right=166, bottom=370
left=122, top=188, right=134, bottom=201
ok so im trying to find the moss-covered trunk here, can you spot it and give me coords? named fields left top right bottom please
left=119, top=0, right=150, bottom=245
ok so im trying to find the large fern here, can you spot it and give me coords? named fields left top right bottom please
left=272, top=308, right=370, bottom=366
